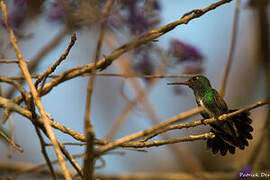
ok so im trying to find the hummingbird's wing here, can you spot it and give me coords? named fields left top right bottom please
left=203, top=90, right=253, bottom=155
left=202, top=89, right=228, bottom=117
left=211, top=89, right=228, bottom=112
left=202, top=89, right=242, bottom=145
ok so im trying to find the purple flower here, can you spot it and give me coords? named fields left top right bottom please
left=128, top=12, right=151, bottom=34
left=47, top=1, right=65, bottom=21
left=153, top=1, right=161, bottom=10
left=100, top=0, right=160, bottom=33
left=133, top=53, right=154, bottom=74
left=120, top=0, right=138, bottom=6
left=132, top=48, right=155, bottom=82
left=121, top=0, right=161, bottom=34
left=183, top=64, right=203, bottom=74
left=8, top=8, right=26, bottom=29
left=14, top=0, right=29, bottom=7
left=106, top=11, right=124, bottom=29
left=169, top=39, right=203, bottom=63
left=8, top=0, right=28, bottom=29
left=8, top=0, right=44, bottom=29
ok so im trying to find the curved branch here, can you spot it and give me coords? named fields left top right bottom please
left=40, top=0, right=233, bottom=97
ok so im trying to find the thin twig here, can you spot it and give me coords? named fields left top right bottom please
left=1, top=152, right=119, bottom=180
left=1, top=155, right=82, bottom=180
left=0, top=76, right=28, bottom=106
left=7, top=73, right=198, bottom=80
left=33, top=106, right=83, bottom=176
left=31, top=95, right=82, bottom=177
left=47, top=133, right=214, bottom=149
left=0, top=96, right=87, bottom=142
left=0, top=59, right=30, bottom=63
left=31, top=95, right=82, bottom=176
left=8, top=116, right=15, bottom=158
left=97, top=107, right=203, bottom=154
left=46, top=142, right=87, bottom=146
left=34, top=126, right=58, bottom=180
left=28, top=97, right=57, bottom=180
left=0, top=75, right=29, bottom=124
left=0, top=1, right=71, bottom=180
left=83, top=0, right=115, bottom=178
left=219, top=0, right=241, bottom=97
left=0, top=126, right=23, bottom=152
left=34, top=33, right=77, bottom=89
left=0, top=84, right=2, bottom=96
left=82, top=58, right=96, bottom=179
left=5, top=28, right=70, bottom=99
left=58, top=142, right=82, bottom=177
left=116, top=132, right=214, bottom=148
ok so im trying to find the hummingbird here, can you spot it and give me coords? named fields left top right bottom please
left=168, top=75, right=253, bottom=156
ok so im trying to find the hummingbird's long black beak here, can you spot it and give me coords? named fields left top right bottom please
left=167, top=81, right=189, bottom=86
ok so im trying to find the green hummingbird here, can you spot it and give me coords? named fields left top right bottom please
left=168, top=75, right=253, bottom=155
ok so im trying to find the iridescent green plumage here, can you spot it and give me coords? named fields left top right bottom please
left=168, top=75, right=253, bottom=155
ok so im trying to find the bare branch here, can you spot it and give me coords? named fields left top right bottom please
left=7, top=73, right=197, bottom=80
left=0, top=126, right=23, bottom=152
left=219, top=0, right=241, bottom=97
left=0, top=1, right=71, bottom=179
left=34, top=33, right=77, bottom=89
left=83, top=1, right=115, bottom=178
left=141, top=99, right=270, bottom=141
left=39, top=0, right=233, bottom=97
left=0, top=59, right=30, bottom=64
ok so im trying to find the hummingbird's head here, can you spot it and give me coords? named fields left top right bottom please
left=168, top=75, right=212, bottom=92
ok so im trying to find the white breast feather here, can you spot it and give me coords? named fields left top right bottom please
left=198, top=99, right=215, bottom=117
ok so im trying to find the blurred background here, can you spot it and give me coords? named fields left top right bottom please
left=0, top=0, right=269, bottom=178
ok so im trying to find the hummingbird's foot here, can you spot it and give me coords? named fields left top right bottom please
left=201, top=119, right=207, bottom=125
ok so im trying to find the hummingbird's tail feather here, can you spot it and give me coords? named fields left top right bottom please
left=207, top=129, right=236, bottom=156
left=207, top=110, right=253, bottom=156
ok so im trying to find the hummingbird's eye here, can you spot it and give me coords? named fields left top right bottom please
left=192, top=77, right=197, bottom=81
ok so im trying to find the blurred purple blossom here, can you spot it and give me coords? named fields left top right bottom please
left=152, top=1, right=160, bottom=10
left=132, top=48, right=155, bottom=82
left=169, top=39, right=203, bottom=63
left=108, top=0, right=161, bottom=34
left=128, top=12, right=152, bottom=34
left=133, top=54, right=154, bottom=75
left=183, top=64, right=203, bottom=74
left=14, top=0, right=29, bottom=7
left=120, top=0, right=138, bottom=6
left=8, top=8, right=27, bottom=29
left=47, top=1, right=65, bottom=21
left=8, top=0, right=28, bottom=29
left=106, top=11, right=124, bottom=29
left=8, top=0, right=44, bottom=30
